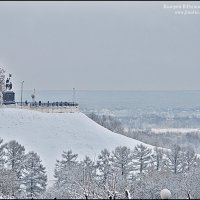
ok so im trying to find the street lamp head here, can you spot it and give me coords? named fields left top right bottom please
left=31, top=94, right=35, bottom=99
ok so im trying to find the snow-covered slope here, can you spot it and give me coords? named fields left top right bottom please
left=0, top=108, right=153, bottom=184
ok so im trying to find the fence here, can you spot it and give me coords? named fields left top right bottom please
left=1, top=102, right=80, bottom=113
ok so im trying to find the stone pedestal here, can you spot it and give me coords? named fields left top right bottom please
left=2, top=91, right=15, bottom=105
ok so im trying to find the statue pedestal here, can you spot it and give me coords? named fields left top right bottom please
left=2, top=91, right=15, bottom=105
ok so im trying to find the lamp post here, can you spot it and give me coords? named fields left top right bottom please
left=73, top=88, right=75, bottom=106
left=31, top=88, right=35, bottom=105
left=20, top=81, right=24, bottom=107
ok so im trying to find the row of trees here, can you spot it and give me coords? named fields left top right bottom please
left=86, top=112, right=123, bottom=133
left=0, top=139, right=198, bottom=199
left=43, top=144, right=200, bottom=199
left=124, top=128, right=200, bottom=155
left=0, top=139, right=47, bottom=199
left=87, top=112, right=200, bottom=155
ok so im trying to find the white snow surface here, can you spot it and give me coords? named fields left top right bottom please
left=0, top=108, right=153, bottom=185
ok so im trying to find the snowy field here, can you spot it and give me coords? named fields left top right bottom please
left=0, top=108, right=153, bottom=185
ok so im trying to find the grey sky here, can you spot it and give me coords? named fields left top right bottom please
left=0, top=1, right=199, bottom=91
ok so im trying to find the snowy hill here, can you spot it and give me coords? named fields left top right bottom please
left=0, top=108, right=153, bottom=185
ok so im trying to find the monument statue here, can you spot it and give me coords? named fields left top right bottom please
left=2, top=74, right=15, bottom=105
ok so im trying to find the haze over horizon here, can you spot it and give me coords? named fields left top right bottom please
left=0, top=1, right=199, bottom=91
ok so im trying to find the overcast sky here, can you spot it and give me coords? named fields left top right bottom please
left=0, top=1, right=199, bottom=91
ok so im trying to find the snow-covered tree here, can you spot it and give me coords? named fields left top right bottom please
left=87, top=113, right=123, bottom=133
left=97, top=149, right=127, bottom=199
left=81, top=156, right=96, bottom=178
left=87, top=112, right=100, bottom=123
left=53, top=150, right=81, bottom=199
left=54, top=150, right=78, bottom=186
left=152, top=146, right=164, bottom=171
left=53, top=153, right=98, bottom=199
left=112, top=146, right=133, bottom=177
left=107, top=115, right=124, bottom=133
left=132, top=144, right=152, bottom=174
left=182, top=146, right=197, bottom=172
left=4, top=140, right=26, bottom=197
left=44, top=145, right=200, bottom=199
left=4, top=140, right=25, bottom=172
left=78, top=156, right=97, bottom=199
left=165, top=144, right=185, bottom=174
left=0, top=139, right=5, bottom=168
left=181, top=166, right=200, bottom=199
left=96, top=148, right=113, bottom=184
left=23, top=151, right=47, bottom=198
left=0, top=168, right=16, bottom=198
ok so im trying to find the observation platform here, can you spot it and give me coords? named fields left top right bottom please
left=1, top=101, right=79, bottom=113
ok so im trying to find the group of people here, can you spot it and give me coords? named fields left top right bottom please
left=27, top=100, right=47, bottom=107
left=24, top=101, right=78, bottom=107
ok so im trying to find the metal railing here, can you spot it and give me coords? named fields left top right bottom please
left=1, top=101, right=80, bottom=113
left=15, top=101, right=79, bottom=107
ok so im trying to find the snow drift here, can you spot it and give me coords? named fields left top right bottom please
left=0, top=108, right=153, bottom=184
